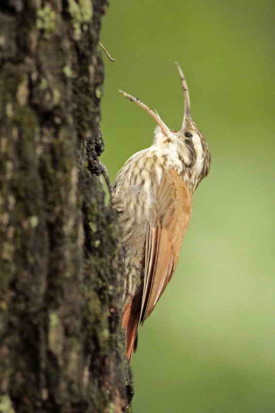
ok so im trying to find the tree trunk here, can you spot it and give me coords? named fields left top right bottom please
left=0, top=1, right=132, bottom=411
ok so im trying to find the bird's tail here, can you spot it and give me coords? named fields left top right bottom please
left=122, top=292, right=141, bottom=359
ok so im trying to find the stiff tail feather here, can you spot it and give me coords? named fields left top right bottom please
left=122, top=292, right=141, bottom=359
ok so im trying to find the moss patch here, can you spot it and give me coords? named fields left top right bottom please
left=68, top=0, right=93, bottom=40
left=0, top=396, right=15, bottom=413
left=36, top=5, right=56, bottom=37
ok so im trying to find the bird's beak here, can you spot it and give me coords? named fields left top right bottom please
left=175, top=62, right=191, bottom=130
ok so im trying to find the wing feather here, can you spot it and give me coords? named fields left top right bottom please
left=122, top=168, right=192, bottom=358
left=140, top=169, right=192, bottom=322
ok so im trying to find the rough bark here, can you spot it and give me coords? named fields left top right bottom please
left=0, top=1, right=132, bottom=412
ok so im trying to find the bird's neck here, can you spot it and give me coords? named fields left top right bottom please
left=150, top=141, right=195, bottom=192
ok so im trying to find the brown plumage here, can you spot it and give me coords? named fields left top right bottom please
left=112, top=63, right=211, bottom=359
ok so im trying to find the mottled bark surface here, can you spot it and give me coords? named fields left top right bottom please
left=0, top=1, right=132, bottom=412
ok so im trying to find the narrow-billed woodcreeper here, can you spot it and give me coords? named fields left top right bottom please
left=112, top=63, right=211, bottom=359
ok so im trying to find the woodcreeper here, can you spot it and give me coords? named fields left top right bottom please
left=112, top=63, right=211, bottom=359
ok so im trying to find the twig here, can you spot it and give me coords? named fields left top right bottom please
left=98, top=41, right=116, bottom=62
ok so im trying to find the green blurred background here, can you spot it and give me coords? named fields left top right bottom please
left=101, top=1, right=275, bottom=411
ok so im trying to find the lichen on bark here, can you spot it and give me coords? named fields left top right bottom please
left=0, top=1, right=132, bottom=412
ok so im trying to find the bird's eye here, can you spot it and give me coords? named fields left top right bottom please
left=184, top=132, right=193, bottom=138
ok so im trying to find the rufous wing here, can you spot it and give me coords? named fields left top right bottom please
left=140, top=168, right=192, bottom=322
left=122, top=168, right=192, bottom=359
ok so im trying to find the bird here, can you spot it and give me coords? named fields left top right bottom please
left=111, top=63, right=211, bottom=359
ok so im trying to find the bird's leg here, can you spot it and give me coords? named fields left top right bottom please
left=98, top=161, right=113, bottom=195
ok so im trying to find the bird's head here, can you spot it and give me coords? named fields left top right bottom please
left=119, top=63, right=211, bottom=188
